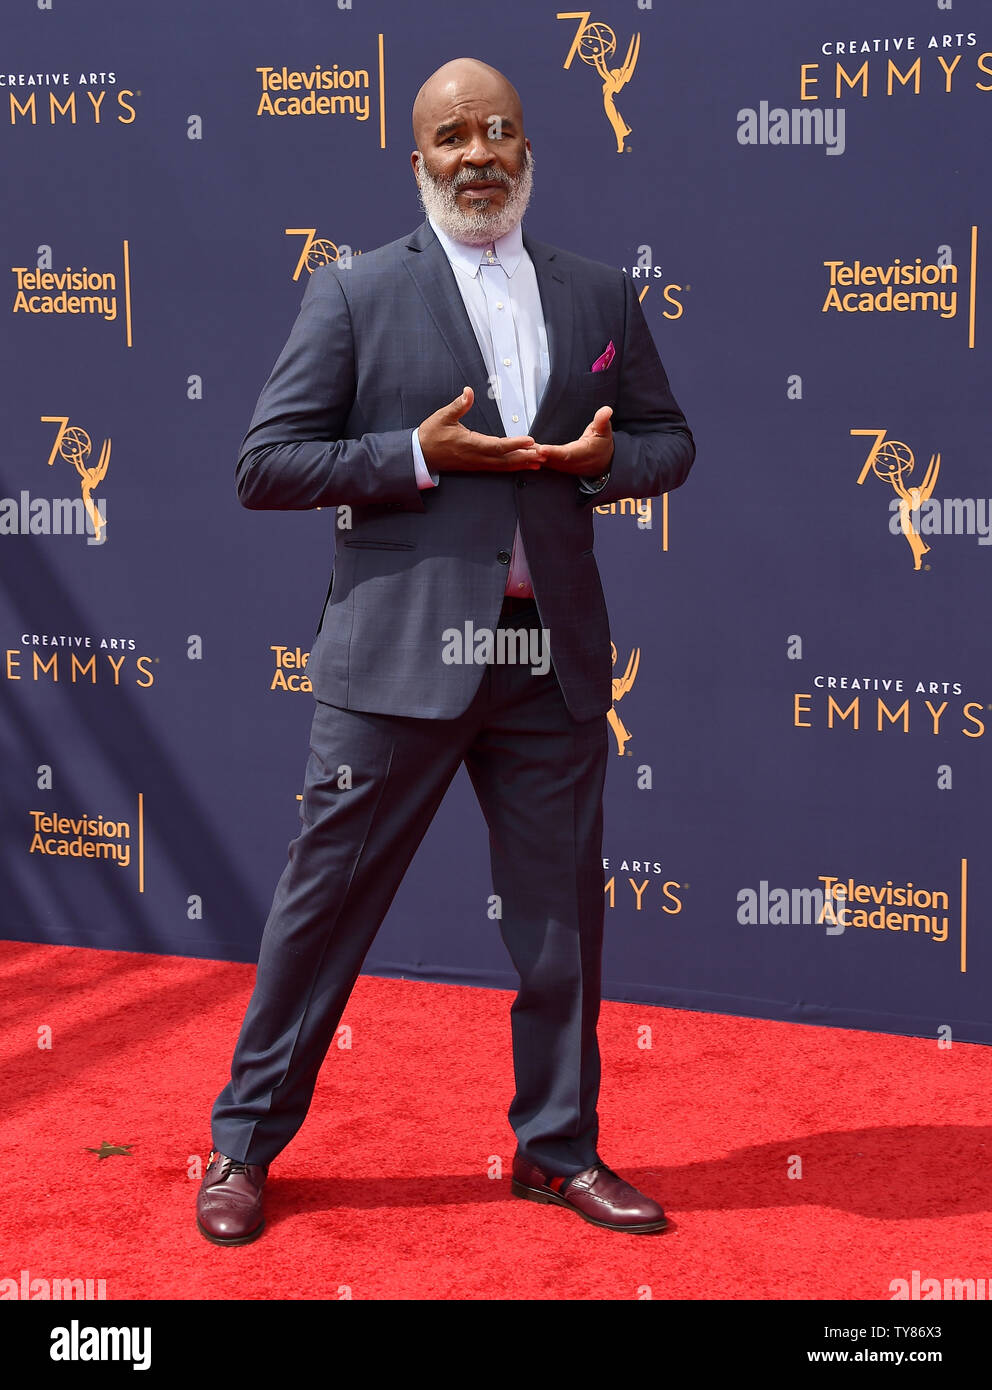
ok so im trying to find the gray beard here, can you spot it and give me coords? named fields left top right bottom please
left=415, top=150, right=534, bottom=245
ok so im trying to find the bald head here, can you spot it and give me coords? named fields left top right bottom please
left=412, top=58, right=524, bottom=148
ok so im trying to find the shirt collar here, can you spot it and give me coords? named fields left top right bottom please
left=428, top=215, right=524, bottom=278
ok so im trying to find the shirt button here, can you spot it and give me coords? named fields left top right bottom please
left=511, top=414, right=519, bottom=422
left=497, top=550, right=511, bottom=564
left=503, top=358, right=511, bottom=366
left=496, top=302, right=504, bottom=309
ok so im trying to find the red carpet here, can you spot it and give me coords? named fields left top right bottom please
left=1, top=939, right=990, bottom=1301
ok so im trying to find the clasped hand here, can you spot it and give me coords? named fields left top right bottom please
left=418, top=386, right=613, bottom=478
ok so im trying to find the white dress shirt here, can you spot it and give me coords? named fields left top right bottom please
left=411, top=215, right=549, bottom=597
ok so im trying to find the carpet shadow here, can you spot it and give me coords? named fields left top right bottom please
left=264, top=1124, right=992, bottom=1224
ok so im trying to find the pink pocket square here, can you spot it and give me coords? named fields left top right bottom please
left=590, top=341, right=615, bottom=372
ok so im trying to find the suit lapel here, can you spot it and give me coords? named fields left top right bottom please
left=402, top=222, right=504, bottom=437
left=523, top=234, right=573, bottom=443
left=401, top=221, right=576, bottom=443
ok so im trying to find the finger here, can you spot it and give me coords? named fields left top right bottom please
left=464, top=431, right=536, bottom=453
left=471, top=445, right=542, bottom=467
left=589, top=406, right=613, bottom=435
left=497, top=450, right=543, bottom=468
left=444, top=387, right=475, bottom=419
left=533, top=443, right=568, bottom=464
left=493, top=434, right=536, bottom=453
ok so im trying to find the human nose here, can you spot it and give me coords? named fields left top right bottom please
left=461, top=130, right=495, bottom=164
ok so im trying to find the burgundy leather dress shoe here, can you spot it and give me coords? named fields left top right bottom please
left=196, top=1151, right=268, bottom=1245
left=511, top=1154, right=668, bottom=1233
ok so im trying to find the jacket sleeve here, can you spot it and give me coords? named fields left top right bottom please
left=580, top=271, right=695, bottom=507
left=235, top=267, right=426, bottom=512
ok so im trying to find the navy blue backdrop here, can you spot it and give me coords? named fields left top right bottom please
left=2, top=0, right=989, bottom=1042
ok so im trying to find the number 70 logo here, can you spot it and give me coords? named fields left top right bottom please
left=285, top=229, right=359, bottom=280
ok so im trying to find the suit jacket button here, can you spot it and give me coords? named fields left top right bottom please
left=515, top=478, right=527, bottom=489
left=497, top=550, right=511, bottom=564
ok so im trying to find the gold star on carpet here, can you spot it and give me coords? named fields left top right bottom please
left=85, top=1142, right=133, bottom=1160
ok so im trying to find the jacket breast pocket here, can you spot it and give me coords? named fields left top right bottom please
left=578, top=364, right=617, bottom=385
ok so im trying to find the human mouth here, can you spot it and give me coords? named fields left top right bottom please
left=456, top=182, right=505, bottom=200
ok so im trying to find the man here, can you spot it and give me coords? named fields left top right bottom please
left=197, top=58, right=694, bottom=1245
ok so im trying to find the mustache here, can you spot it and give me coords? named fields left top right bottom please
left=451, top=166, right=512, bottom=191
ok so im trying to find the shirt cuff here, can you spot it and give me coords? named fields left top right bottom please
left=412, top=428, right=439, bottom=489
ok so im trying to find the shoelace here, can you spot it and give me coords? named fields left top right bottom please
left=209, top=1152, right=252, bottom=1179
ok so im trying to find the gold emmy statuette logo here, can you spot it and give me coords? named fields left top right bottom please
left=285, top=229, right=362, bottom=281
left=42, top=416, right=110, bottom=543
left=608, top=641, right=639, bottom=755
left=558, top=11, right=640, bottom=153
left=853, top=428, right=941, bottom=571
